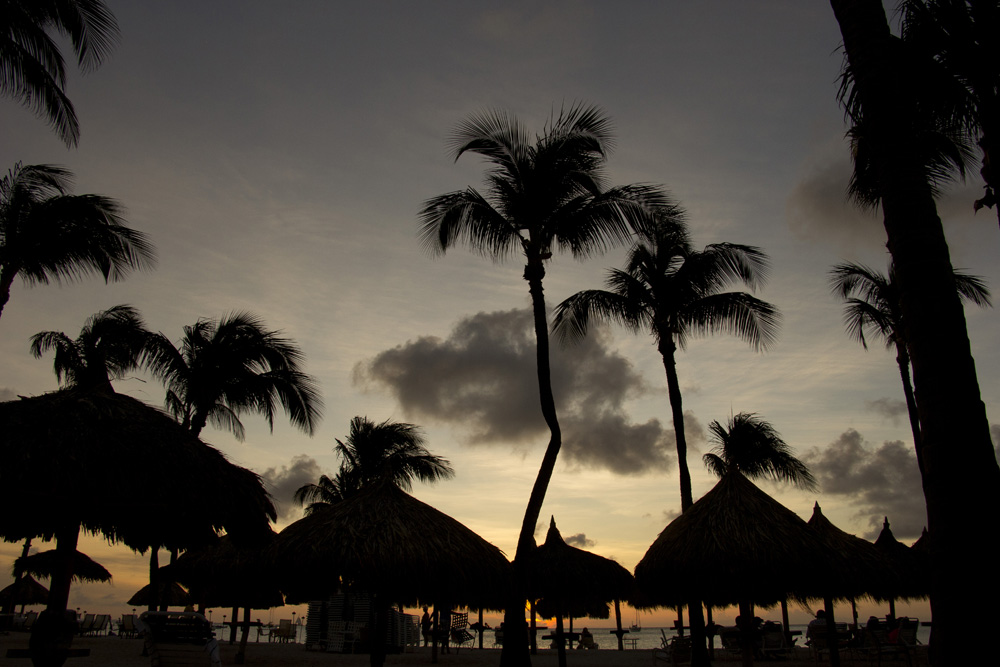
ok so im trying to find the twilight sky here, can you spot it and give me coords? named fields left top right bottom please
left=2, top=1, right=996, bottom=624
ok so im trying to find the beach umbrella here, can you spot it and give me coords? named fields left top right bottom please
left=0, top=387, right=275, bottom=665
left=635, top=472, right=830, bottom=667
left=271, top=479, right=510, bottom=667
left=127, top=581, right=192, bottom=607
left=16, top=550, right=113, bottom=584
left=523, top=516, right=633, bottom=662
left=0, top=575, right=49, bottom=608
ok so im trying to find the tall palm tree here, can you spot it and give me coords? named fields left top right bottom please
left=419, top=104, right=662, bottom=667
left=703, top=412, right=816, bottom=490
left=830, top=2, right=999, bottom=662
left=0, top=163, right=156, bottom=322
left=553, top=214, right=779, bottom=512
left=146, top=311, right=322, bottom=440
left=830, top=261, right=990, bottom=474
left=1, top=0, right=120, bottom=146
left=29, top=304, right=153, bottom=392
left=294, top=416, right=453, bottom=514
left=899, top=0, right=1000, bottom=225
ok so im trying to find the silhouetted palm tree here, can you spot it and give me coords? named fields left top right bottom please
left=830, top=2, right=999, bottom=661
left=0, top=163, right=155, bottom=321
left=419, top=103, right=662, bottom=666
left=830, top=261, right=990, bottom=473
left=899, top=0, right=1000, bottom=224
left=1, top=0, right=120, bottom=146
left=146, top=312, right=322, bottom=440
left=703, top=412, right=816, bottom=490
left=553, top=213, right=779, bottom=512
left=294, top=417, right=453, bottom=514
left=29, top=304, right=153, bottom=392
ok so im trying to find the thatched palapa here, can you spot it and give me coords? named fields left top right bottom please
left=0, top=575, right=49, bottom=607
left=805, top=503, right=896, bottom=602
left=271, top=480, right=510, bottom=608
left=634, top=471, right=828, bottom=609
left=16, top=550, right=113, bottom=584
left=0, top=388, right=276, bottom=552
left=127, top=581, right=192, bottom=608
left=873, top=517, right=928, bottom=611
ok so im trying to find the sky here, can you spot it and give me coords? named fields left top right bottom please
left=2, top=1, right=996, bottom=627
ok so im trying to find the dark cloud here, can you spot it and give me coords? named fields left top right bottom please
left=865, top=397, right=908, bottom=426
left=804, top=429, right=925, bottom=540
left=0, top=388, right=16, bottom=401
left=354, top=309, right=680, bottom=475
left=259, top=454, right=323, bottom=522
left=992, top=424, right=1000, bottom=462
left=785, top=154, right=886, bottom=253
left=564, top=533, right=595, bottom=548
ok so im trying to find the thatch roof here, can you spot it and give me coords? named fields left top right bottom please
left=805, top=504, right=896, bottom=602
left=271, top=480, right=510, bottom=607
left=161, top=533, right=284, bottom=610
left=634, top=472, right=829, bottom=608
left=16, top=549, right=112, bottom=583
left=127, top=581, right=192, bottom=607
left=0, top=575, right=49, bottom=606
left=0, top=388, right=276, bottom=552
left=523, top=517, right=633, bottom=616
left=874, top=518, right=928, bottom=601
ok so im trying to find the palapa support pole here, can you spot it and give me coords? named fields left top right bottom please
left=529, top=600, right=537, bottom=655
left=431, top=605, right=439, bottom=664
left=148, top=549, right=159, bottom=612
left=554, top=609, right=567, bottom=667
left=479, top=608, right=485, bottom=649
left=737, top=599, right=754, bottom=667
left=706, top=605, right=715, bottom=659
left=675, top=605, right=684, bottom=636
left=30, top=521, right=80, bottom=667
left=235, top=605, right=251, bottom=664
left=229, top=604, right=239, bottom=644
left=780, top=598, right=791, bottom=647
left=613, top=599, right=624, bottom=651
left=823, top=595, right=841, bottom=667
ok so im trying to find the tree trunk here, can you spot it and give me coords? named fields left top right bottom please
left=656, top=338, right=708, bottom=666
left=147, top=549, right=159, bottom=612
left=894, top=342, right=924, bottom=476
left=235, top=605, right=251, bottom=664
left=0, top=265, right=17, bottom=322
left=29, top=522, right=80, bottom=667
left=500, top=262, right=562, bottom=667
left=830, top=2, right=1000, bottom=664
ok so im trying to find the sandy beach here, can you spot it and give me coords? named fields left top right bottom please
left=0, top=635, right=930, bottom=666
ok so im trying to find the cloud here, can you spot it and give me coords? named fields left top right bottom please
left=992, top=424, right=1000, bottom=462
left=259, top=454, right=323, bottom=522
left=0, top=388, right=16, bottom=401
left=564, top=533, right=596, bottom=548
left=785, top=152, right=886, bottom=253
left=804, top=429, right=925, bottom=540
left=354, top=309, right=680, bottom=475
left=865, top=397, right=909, bottom=426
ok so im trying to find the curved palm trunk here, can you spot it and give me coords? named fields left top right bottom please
left=0, top=266, right=17, bottom=322
left=831, top=2, right=1000, bottom=664
left=656, top=338, right=708, bottom=667
left=894, top=341, right=925, bottom=477
left=500, top=262, right=562, bottom=667
left=29, top=522, right=80, bottom=667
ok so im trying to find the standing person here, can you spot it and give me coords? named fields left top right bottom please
left=420, top=607, right=432, bottom=648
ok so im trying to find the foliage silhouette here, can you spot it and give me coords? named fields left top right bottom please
left=703, top=412, right=816, bottom=490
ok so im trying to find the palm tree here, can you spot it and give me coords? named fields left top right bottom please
left=553, top=214, right=780, bottom=512
left=830, top=261, right=990, bottom=475
left=294, top=417, right=453, bottom=514
left=29, top=304, right=153, bottom=392
left=1, top=0, right=120, bottom=146
left=146, top=311, right=322, bottom=440
left=830, top=2, right=999, bottom=662
left=0, top=163, right=156, bottom=322
left=703, top=412, right=816, bottom=490
left=419, top=104, right=662, bottom=666
left=899, top=0, right=1000, bottom=225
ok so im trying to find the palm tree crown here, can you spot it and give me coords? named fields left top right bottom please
left=294, top=416, right=453, bottom=514
left=0, top=163, right=156, bottom=321
left=29, top=304, right=153, bottom=391
left=146, top=311, right=323, bottom=440
left=703, top=412, right=816, bottom=490
left=1, top=0, right=120, bottom=146
left=553, top=213, right=780, bottom=510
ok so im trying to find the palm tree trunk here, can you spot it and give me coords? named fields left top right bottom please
left=0, top=266, right=16, bottom=322
left=500, top=262, right=562, bottom=667
left=894, top=341, right=924, bottom=476
left=830, top=2, right=1000, bottom=664
left=657, top=339, right=693, bottom=511
left=29, top=522, right=80, bottom=667
left=656, top=338, right=708, bottom=666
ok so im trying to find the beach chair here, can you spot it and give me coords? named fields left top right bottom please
left=141, top=611, right=220, bottom=667
left=761, top=628, right=789, bottom=659
left=77, top=613, right=95, bottom=635
left=493, top=628, right=504, bottom=647
left=652, top=636, right=692, bottom=666
left=806, top=622, right=850, bottom=661
left=449, top=612, right=474, bottom=651
left=270, top=618, right=295, bottom=643
left=120, top=614, right=138, bottom=639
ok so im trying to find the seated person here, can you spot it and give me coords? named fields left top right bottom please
left=577, top=627, right=598, bottom=650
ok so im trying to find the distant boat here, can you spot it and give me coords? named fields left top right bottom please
left=630, top=612, right=641, bottom=632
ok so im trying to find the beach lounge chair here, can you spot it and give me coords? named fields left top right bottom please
left=449, top=612, right=474, bottom=651
left=120, top=614, right=138, bottom=639
left=141, top=611, right=220, bottom=667
left=806, top=622, right=850, bottom=661
left=77, top=613, right=95, bottom=635
left=492, top=628, right=504, bottom=647
left=652, top=636, right=692, bottom=665
left=269, top=618, right=295, bottom=643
